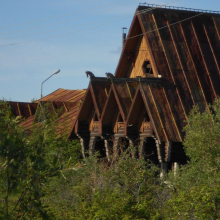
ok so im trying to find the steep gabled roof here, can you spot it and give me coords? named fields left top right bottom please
left=69, top=77, right=185, bottom=143
left=115, top=5, right=220, bottom=115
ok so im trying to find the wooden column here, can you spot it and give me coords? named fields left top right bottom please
left=77, top=134, right=89, bottom=159
left=160, top=162, right=168, bottom=178
left=113, top=136, right=121, bottom=159
left=138, top=137, right=146, bottom=158
left=89, top=136, right=97, bottom=155
left=165, top=142, right=172, bottom=163
left=104, top=139, right=110, bottom=161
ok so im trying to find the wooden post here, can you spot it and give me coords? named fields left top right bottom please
left=89, top=136, right=97, bottom=155
left=138, top=137, right=146, bottom=158
left=160, top=162, right=168, bottom=178
left=104, top=139, right=110, bottom=161
left=113, top=136, right=121, bottom=159
left=173, top=162, right=179, bottom=176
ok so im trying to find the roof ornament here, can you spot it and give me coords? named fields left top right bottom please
left=85, top=71, right=95, bottom=78
left=105, top=72, right=115, bottom=79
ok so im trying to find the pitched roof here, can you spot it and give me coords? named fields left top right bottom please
left=36, top=88, right=86, bottom=102
left=7, top=89, right=86, bottom=137
left=69, top=77, right=185, bottom=143
left=115, top=5, right=220, bottom=115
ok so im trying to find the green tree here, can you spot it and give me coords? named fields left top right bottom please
left=0, top=101, right=81, bottom=219
left=164, top=98, right=220, bottom=219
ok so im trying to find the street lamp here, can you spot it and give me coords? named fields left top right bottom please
left=41, top=69, right=60, bottom=98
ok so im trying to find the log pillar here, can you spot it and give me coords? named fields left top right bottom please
left=89, top=136, right=98, bottom=155
left=104, top=139, right=111, bottom=161
left=113, top=136, right=121, bottom=159
left=173, top=162, right=179, bottom=176
left=77, top=134, right=90, bottom=159
left=138, top=137, right=146, bottom=158
left=160, top=162, right=168, bottom=178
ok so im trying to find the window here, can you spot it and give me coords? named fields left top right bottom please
left=142, top=61, right=153, bottom=74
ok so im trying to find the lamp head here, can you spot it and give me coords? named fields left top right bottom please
left=54, top=69, right=60, bottom=75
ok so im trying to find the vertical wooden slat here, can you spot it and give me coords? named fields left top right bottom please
left=191, top=21, right=217, bottom=99
left=28, top=104, right=32, bottom=116
left=148, top=84, right=168, bottom=142
left=179, top=22, right=208, bottom=108
left=162, top=87, right=182, bottom=142
left=203, top=25, right=220, bottom=77
left=17, top=103, right=21, bottom=116
left=151, top=13, right=189, bottom=116
left=167, top=21, right=196, bottom=107
left=140, top=84, right=161, bottom=144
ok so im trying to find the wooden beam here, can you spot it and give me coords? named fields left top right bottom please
left=148, top=85, right=169, bottom=142
left=89, top=86, right=101, bottom=119
left=63, top=102, right=68, bottom=113
left=191, top=21, right=217, bottom=99
left=162, top=87, right=183, bottom=142
left=126, top=82, right=133, bottom=101
left=111, top=83, right=126, bottom=121
left=167, top=21, right=196, bottom=107
left=17, top=103, right=21, bottom=116
left=179, top=22, right=208, bottom=107
left=139, top=84, right=162, bottom=144
left=203, top=24, right=220, bottom=78
left=28, top=104, right=32, bottom=116
left=151, top=14, right=188, bottom=117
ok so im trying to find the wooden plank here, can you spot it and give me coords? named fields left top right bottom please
left=89, top=86, right=101, bottom=119
left=151, top=13, right=189, bottom=116
left=178, top=22, right=208, bottom=109
left=140, top=84, right=162, bottom=144
left=167, top=21, right=196, bottom=107
left=203, top=24, right=220, bottom=78
left=191, top=21, right=217, bottom=99
left=111, top=83, right=126, bottom=121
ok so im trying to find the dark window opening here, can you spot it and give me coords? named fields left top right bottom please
left=143, top=61, right=153, bottom=74
left=94, top=113, right=98, bottom=121
left=118, top=113, right=123, bottom=122
left=144, top=112, right=150, bottom=122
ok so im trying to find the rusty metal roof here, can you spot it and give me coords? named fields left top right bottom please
left=7, top=89, right=86, bottom=137
left=37, top=88, right=86, bottom=102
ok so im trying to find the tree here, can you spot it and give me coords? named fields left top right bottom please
left=0, top=101, right=81, bottom=219
left=164, top=98, right=220, bottom=219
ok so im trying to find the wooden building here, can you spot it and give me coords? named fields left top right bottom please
left=68, top=5, right=220, bottom=172
left=6, top=5, right=220, bottom=173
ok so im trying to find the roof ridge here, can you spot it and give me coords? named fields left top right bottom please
left=138, top=4, right=220, bottom=15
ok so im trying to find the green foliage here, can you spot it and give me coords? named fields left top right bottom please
left=0, top=101, right=81, bottom=219
left=163, top=98, right=220, bottom=219
left=45, top=150, right=161, bottom=219
left=4, top=98, right=220, bottom=219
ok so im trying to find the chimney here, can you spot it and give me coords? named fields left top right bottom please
left=122, top=27, right=127, bottom=47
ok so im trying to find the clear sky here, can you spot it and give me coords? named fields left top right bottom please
left=0, top=0, right=219, bottom=102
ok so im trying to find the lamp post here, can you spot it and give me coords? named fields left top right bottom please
left=41, top=69, right=60, bottom=98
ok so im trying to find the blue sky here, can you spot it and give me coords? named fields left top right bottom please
left=0, top=0, right=219, bottom=102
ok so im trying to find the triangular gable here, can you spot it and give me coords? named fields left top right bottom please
left=101, top=85, right=127, bottom=135
left=140, top=81, right=184, bottom=143
left=68, top=83, right=102, bottom=136
left=112, top=81, right=138, bottom=118
left=126, top=84, right=160, bottom=143
left=115, top=8, right=159, bottom=78
left=90, top=81, right=111, bottom=117
left=115, top=12, right=143, bottom=78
